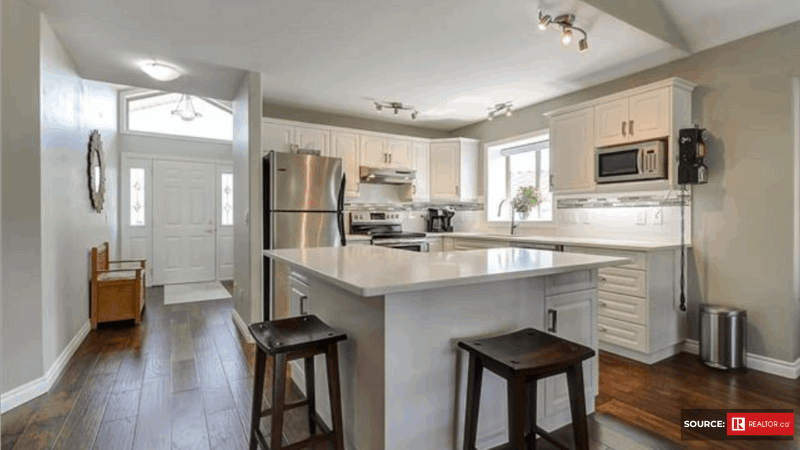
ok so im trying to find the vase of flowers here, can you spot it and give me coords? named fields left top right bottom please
left=512, top=185, right=541, bottom=220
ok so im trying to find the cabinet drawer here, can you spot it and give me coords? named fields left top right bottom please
left=598, top=267, right=646, bottom=297
left=598, top=291, right=646, bottom=325
left=598, top=316, right=647, bottom=352
left=565, top=246, right=646, bottom=270
left=546, top=270, right=596, bottom=296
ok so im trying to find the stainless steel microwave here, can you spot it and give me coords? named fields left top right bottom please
left=595, top=140, right=667, bottom=183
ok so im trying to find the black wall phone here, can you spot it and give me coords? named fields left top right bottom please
left=678, top=127, right=709, bottom=185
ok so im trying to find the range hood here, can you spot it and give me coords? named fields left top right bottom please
left=359, top=166, right=416, bottom=185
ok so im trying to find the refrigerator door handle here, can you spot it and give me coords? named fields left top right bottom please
left=338, top=173, right=347, bottom=246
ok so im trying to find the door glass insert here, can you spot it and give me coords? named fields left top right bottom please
left=130, top=168, right=145, bottom=226
left=221, top=173, right=233, bottom=226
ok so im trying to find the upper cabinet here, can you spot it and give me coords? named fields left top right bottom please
left=387, top=139, right=412, bottom=168
left=295, top=126, right=330, bottom=156
left=429, top=138, right=479, bottom=200
left=262, top=122, right=330, bottom=155
left=547, top=78, right=696, bottom=193
left=361, top=135, right=413, bottom=169
left=331, top=131, right=360, bottom=198
left=550, top=107, right=594, bottom=193
left=594, top=87, right=670, bottom=148
left=410, top=141, right=430, bottom=200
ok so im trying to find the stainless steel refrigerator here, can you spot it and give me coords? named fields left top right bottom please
left=263, top=151, right=346, bottom=320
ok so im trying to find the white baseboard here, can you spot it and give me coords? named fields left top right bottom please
left=683, top=339, right=800, bottom=379
left=231, top=308, right=255, bottom=344
left=600, top=341, right=683, bottom=365
left=1, top=320, right=90, bottom=413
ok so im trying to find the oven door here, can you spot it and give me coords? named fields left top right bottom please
left=374, top=240, right=430, bottom=252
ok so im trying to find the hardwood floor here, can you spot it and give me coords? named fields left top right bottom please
left=2, top=286, right=797, bottom=450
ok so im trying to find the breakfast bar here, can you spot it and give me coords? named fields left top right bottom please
left=263, top=246, right=628, bottom=450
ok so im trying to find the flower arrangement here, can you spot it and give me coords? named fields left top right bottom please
left=511, top=185, right=541, bottom=214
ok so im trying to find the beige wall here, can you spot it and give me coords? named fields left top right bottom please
left=452, top=22, right=800, bottom=363
left=263, top=102, right=449, bottom=139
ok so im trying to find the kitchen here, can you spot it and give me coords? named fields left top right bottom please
left=3, top=1, right=800, bottom=450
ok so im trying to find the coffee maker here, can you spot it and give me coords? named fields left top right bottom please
left=427, top=207, right=455, bottom=232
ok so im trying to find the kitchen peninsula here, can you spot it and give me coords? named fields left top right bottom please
left=263, top=246, right=627, bottom=450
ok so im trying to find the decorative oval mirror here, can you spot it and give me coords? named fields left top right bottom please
left=88, top=130, right=105, bottom=213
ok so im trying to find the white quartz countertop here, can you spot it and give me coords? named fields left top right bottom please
left=346, top=234, right=371, bottom=242
left=424, top=232, right=687, bottom=251
left=264, top=246, right=628, bottom=297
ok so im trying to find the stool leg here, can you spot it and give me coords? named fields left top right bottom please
left=249, top=349, right=267, bottom=450
left=271, top=353, right=288, bottom=450
left=463, top=354, right=483, bottom=450
left=566, top=363, right=590, bottom=450
left=508, top=375, right=526, bottom=450
left=325, top=343, right=345, bottom=450
left=526, top=380, right=537, bottom=450
left=304, top=356, right=316, bottom=435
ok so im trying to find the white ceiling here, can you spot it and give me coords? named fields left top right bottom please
left=37, top=0, right=800, bottom=130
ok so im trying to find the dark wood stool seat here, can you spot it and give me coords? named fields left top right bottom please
left=458, top=328, right=596, bottom=450
left=248, top=315, right=347, bottom=450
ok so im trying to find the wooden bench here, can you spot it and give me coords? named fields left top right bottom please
left=90, top=242, right=146, bottom=329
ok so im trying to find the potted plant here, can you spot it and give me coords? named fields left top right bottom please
left=511, top=185, right=541, bottom=219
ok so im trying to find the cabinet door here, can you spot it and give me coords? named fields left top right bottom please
left=594, top=98, right=629, bottom=147
left=427, top=237, right=443, bottom=252
left=429, top=142, right=460, bottom=199
left=387, top=139, right=412, bottom=168
left=411, top=141, right=430, bottom=200
left=360, top=135, right=388, bottom=167
left=262, top=122, right=294, bottom=154
left=295, top=126, right=330, bottom=156
left=550, top=108, right=594, bottom=193
left=543, top=289, right=596, bottom=417
left=332, top=131, right=360, bottom=197
left=628, top=88, right=670, bottom=142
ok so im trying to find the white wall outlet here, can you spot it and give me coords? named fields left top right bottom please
left=636, top=211, right=647, bottom=226
left=652, top=209, right=664, bottom=225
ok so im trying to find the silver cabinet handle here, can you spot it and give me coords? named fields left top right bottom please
left=455, top=185, right=460, bottom=196
left=300, top=295, right=308, bottom=315
left=547, top=309, right=557, bottom=333
left=389, top=153, right=393, bottom=164
left=629, top=119, right=634, bottom=136
left=621, top=121, right=626, bottom=137
left=412, top=184, right=417, bottom=194
left=550, top=174, right=554, bottom=188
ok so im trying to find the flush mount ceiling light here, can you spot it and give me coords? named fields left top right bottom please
left=140, top=62, right=181, bottom=81
left=171, top=94, right=202, bottom=121
left=373, top=101, right=419, bottom=120
left=487, top=102, right=513, bottom=121
left=538, top=10, right=589, bottom=54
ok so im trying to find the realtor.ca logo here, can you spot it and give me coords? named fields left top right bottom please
left=680, top=409, right=794, bottom=441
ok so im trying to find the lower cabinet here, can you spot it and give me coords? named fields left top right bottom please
left=427, top=237, right=443, bottom=252
left=452, top=238, right=508, bottom=250
left=542, top=278, right=597, bottom=416
left=289, top=271, right=309, bottom=317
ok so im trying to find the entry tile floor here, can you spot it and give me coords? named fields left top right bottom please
left=2, top=285, right=797, bottom=449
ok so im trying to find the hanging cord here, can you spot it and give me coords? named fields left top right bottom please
left=679, top=185, right=687, bottom=312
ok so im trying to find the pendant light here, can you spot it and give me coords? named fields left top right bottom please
left=171, top=94, right=202, bottom=121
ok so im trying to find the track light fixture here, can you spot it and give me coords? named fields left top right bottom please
left=538, top=10, right=589, bottom=54
left=487, top=102, right=513, bottom=121
left=372, top=101, right=419, bottom=120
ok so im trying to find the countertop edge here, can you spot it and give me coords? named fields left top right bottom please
left=264, top=249, right=629, bottom=297
left=424, top=232, right=690, bottom=251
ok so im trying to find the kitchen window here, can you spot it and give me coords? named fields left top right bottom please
left=122, top=90, right=233, bottom=142
left=486, top=132, right=552, bottom=222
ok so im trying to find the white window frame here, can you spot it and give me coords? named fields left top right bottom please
left=485, top=129, right=554, bottom=224
left=119, top=88, right=233, bottom=144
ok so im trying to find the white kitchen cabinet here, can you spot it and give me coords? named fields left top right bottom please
left=549, top=107, right=595, bottom=193
left=410, top=141, right=430, bottom=200
left=543, top=288, right=597, bottom=416
left=594, top=87, right=670, bottom=148
left=332, top=131, right=361, bottom=198
left=262, top=122, right=295, bottom=154
left=442, top=237, right=454, bottom=251
left=429, top=138, right=479, bottom=200
left=387, top=139, right=412, bottom=168
left=360, top=135, right=388, bottom=167
left=295, top=126, right=330, bottom=156
left=565, top=245, right=683, bottom=364
left=426, top=237, right=443, bottom=252
left=452, top=238, right=508, bottom=251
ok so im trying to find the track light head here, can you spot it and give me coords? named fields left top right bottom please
left=506, top=107, right=512, bottom=117
left=375, top=103, right=382, bottom=112
left=488, top=112, right=494, bottom=121
left=411, top=111, right=418, bottom=120
left=579, top=38, right=589, bottom=53
left=561, top=28, right=573, bottom=45
left=538, top=10, right=551, bottom=30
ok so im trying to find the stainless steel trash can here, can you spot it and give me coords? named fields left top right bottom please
left=699, top=305, right=747, bottom=370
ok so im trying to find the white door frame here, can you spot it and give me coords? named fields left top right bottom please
left=120, top=153, right=234, bottom=285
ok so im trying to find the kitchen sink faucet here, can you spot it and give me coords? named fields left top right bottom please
left=497, top=199, right=519, bottom=236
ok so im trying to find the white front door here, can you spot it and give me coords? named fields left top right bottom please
left=153, top=160, right=216, bottom=284
left=121, top=157, right=154, bottom=285
left=217, top=165, right=234, bottom=280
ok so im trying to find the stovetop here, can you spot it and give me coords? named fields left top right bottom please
left=350, top=210, right=426, bottom=240
left=370, top=231, right=427, bottom=240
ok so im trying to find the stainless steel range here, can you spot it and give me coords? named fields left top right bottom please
left=350, top=210, right=429, bottom=252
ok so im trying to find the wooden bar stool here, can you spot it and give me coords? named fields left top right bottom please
left=248, top=315, right=347, bottom=450
left=458, top=328, right=596, bottom=450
